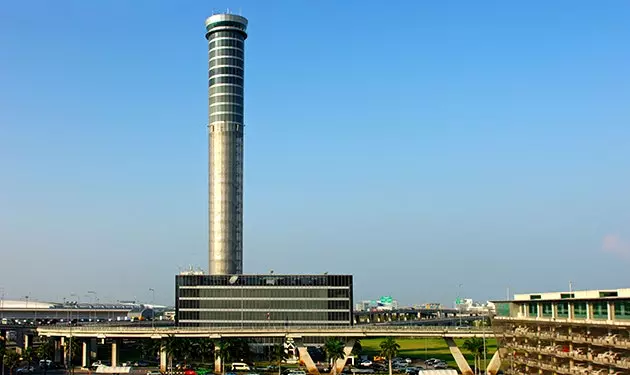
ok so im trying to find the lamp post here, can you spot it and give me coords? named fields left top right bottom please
left=87, top=291, right=97, bottom=322
left=149, top=288, right=155, bottom=329
left=457, top=284, right=463, bottom=327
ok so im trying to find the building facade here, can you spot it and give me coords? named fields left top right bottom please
left=176, top=274, right=353, bottom=327
left=492, top=288, right=630, bottom=375
left=205, top=14, right=247, bottom=275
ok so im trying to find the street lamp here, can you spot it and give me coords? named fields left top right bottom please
left=149, top=288, right=155, bottom=328
left=87, top=291, right=97, bottom=322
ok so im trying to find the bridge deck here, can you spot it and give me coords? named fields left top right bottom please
left=36, top=325, right=493, bottom=338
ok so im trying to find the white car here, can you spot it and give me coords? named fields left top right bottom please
left=360, top=360, right=373, bottom=367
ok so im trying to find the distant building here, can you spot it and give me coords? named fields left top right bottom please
left=455, top=298, right=494, bottom=314
left=355, top=296, right=399, bottom=312
left=492, top=288, right=630, bottom=374
left=176, top=274, right=353, bottom=327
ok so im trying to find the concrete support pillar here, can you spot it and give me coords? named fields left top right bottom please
left=444, top=337, right=473, bottom=375
left=333, top=339, right=355, bottom=375
left=111, top=339, right=119, bottom=367
left=90, top=338, right=98, bottom=360
left=82, top=341, right=88, bottom=368
left=160, top=342, right=168, bottom=373
left=608, top=301, right=615, bottom=321
left=24, top=334, right=31, bottom=350
left=54, top=338, right=62, bottom=363
left=214, top=343, right=222, bottom=374
left=552, top=302, right=557, bottom=319
left=586, top=303, right=592, bottom=320
left=61, top=337, right=67, bottom=365
left=294, top=338, right=320, bottom=375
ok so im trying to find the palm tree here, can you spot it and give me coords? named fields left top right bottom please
left=215, top=339, right=233, bottom=375
left=462, top=338, right=485, bottom=375
left=379, top=337, right=400, bottom=375
left=192, top=338, right=215, bottom=364
left=163, top=335, right=186, bottom=370
left=323, top=338, right=345, bottom=375
left=3, top=350, right=21, bottom=375
left=270, top=344, right=288, bottom=375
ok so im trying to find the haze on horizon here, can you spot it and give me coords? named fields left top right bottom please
left=1, top=0, right=629, bottom=307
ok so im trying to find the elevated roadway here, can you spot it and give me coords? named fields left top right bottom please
left=37, top=324, right=493, bottom=338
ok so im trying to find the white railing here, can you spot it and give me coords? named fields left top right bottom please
left=38, top=324, right=493, bottom=334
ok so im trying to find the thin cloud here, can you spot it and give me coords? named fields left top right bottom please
left=602, top=234, right=630, bottom=260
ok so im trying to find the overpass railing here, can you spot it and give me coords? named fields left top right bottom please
left=37, top=325, right=492, bottom=333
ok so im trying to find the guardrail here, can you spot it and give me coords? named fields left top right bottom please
left=38, top=324, right=492, bottom=333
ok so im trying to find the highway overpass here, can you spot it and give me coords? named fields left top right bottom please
left=37, top=324, right=492, bottom=338
left=35, top=325, right=497, bottom=375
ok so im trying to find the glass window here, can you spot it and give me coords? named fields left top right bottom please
left=557, top=302, right=569, bottom=318
left=593, top=301, right=608, bottom=319
left=615, top=301, right=630, bottom=320
left=573, top=302, right=587, bottom=318
left=528, top=303, right=538, bottom=317
left=542, top=302, right=553, bottom=317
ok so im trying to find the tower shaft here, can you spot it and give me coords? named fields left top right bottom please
left=205, top=14, right=248, bottom=275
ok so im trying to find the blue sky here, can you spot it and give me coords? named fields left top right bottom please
left=1, top=0, right=629, bottom=306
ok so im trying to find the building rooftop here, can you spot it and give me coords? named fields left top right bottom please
left=493, top=288, right=630, bottom=303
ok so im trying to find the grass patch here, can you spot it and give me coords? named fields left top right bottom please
left=359, top=337, right=497, bottom=370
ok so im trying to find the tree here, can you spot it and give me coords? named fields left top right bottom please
left=163, top=335, right=188, bottom=370
left=215, top=340, right=232, bottom=375
left=323, top=338, right=345, bottom=375
left=22, top=347, right=34, bottom=366
left=36, top=338, right=55, bottom=361
left=64, top=338, right=80, bottom=366
left=462, top=338, right=485, bottom=375
left=270, top=344, right=289, bottom=375
left=351, top=340, right=362, bottom=357
left=3, top=350, right=21, bottom=375
left=379, top=337, right=400, bottom=375
left=191, top=338, right=214, bottom=364
left=139, top=339, right=161, bottom=361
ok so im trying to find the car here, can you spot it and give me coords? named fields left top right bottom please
left=404, top=359, right=412, bottom=364
left=404, top=367, right=418, bottom=374
left=16, top=367, right=34, bottom=374
left=231, top=362, right=251, bottom=371
left=359, top=360, right=372, bottom=367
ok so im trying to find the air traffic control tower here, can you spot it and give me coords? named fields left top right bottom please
left=205, top=14, right=247, bottom=275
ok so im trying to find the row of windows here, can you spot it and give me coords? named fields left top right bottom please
left=210, top=48, right=244, bottom=59
left=210, top=113, right=244, bottom=123
left=211, top=104, right=242, bottom=114
left=523, top=301, right=623, bottom=319
left=180, top=287, right=338, bottom=299
left=206, top=21, right=246, bottom=33
left=210, top=57, right=243, bottom=68
left=209, top=76, right=244, bottom=87
left=177, top=311, right=350, bottom=322
left=210, top=31, right=245, bottom=40
left=178, top=299, right=350, bottom=310
left=177, top=275, right=353, bottom=287
left=210, top=67, right=244, bottom=77
left=209, top=38, right=244, bottom=50
left=210, top=95, right=242, bottom=107
left=209, top=85, right=243, bottom=96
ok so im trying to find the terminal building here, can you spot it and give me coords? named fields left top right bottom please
left=492, top=288, right=630, bottom=375
left=176, top=274, right=353, bottom=327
